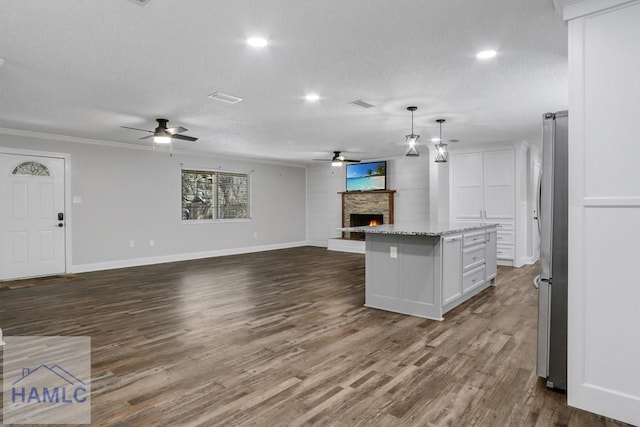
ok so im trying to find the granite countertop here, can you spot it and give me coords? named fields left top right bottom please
left=339, top=221, right=498, bottom=236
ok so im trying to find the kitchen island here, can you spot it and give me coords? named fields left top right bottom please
left=343, top=222, right=498, bottom=320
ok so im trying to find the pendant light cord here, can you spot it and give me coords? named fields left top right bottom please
left=412, top=110, right=414, bottom=134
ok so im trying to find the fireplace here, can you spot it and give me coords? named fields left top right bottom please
left=350, top=213, right=383, bottom=227
left=348, top=213, right=384, bottom=240
left=340, top=189, right=395, bottom=241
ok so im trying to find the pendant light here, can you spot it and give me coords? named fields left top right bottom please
left=434, top=119, right=449, bottom=163
left=405, top=106, right=420, bottom=157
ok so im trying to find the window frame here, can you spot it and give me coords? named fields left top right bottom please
left=180, top=168, right=252, bottom=223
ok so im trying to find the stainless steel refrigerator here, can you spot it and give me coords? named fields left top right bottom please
left=536, top=110, right=568, bottom=391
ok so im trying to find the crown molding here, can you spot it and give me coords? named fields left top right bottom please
left=0, top=127, right=306, bottom=169
left=554, top=0, right=639, bottom=20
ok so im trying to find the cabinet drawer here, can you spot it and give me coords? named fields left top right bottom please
left=463, top=265, right=486, bottom=293
left=497, top=230, right=514, bottom=245
left=463, top=231, right=486, bottom=247
left=496, top=223, right=514, bottom=232
left=463, top=245, right=485, bottom=271
left=497, top=245, right=514, bottom=260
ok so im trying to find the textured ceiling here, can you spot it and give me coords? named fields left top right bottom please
left=0, top=0, right=567, bottom=164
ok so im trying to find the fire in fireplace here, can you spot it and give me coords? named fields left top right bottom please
left=350, top=213, right=384, bottom=227
left=348, top=214, right=384, bottom=240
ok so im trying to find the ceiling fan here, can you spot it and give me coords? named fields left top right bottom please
left=121, top=118, right=198, bottom=143
left=313, top=151, right=361, bottom=167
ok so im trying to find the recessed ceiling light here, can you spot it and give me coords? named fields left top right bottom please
left=476, top=50, right=497, bottom=59
left=305, top=94, right=320, bottom=102
left=247, top=37, right=268, bottom=47
left=127, top=0, right=152, bottom=6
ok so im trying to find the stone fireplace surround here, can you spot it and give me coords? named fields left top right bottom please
left=340, top=190, right=395, bottom=240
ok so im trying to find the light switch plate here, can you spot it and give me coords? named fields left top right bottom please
left=390, top=246, right=398, bottom=258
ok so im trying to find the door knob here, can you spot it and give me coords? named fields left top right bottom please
left=56, top=223, right=64, bottom=227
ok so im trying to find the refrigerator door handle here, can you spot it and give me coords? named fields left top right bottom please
left=536, top=172, right=542, bottom=235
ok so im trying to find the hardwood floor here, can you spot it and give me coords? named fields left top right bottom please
left=0, top=247, right=629, bottom=426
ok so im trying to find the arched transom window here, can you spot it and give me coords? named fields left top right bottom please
left=11, top=161, right=50, bottom=176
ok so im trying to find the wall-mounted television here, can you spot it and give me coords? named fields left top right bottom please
left=346, top=161, right=387, bottom=192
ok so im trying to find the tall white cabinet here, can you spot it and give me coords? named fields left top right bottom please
left=449, top=143, right=528, bottom=267
left=559, top=0, right=640, bottom=424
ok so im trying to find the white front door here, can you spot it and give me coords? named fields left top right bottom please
left=0, top=153, right=66, bottom=280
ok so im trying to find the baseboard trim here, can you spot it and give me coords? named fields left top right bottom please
left=72, top=241, right=309, bottom=273
left=306, top=239, right=329, bottom=248
left=327, top=238, right=365, bottom=254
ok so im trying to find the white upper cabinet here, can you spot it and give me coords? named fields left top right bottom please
left=452, top=153, right=483, bottom=219
left=483, top=150, right=515, bottom=219
left=451, top=149, right=514, bottom=221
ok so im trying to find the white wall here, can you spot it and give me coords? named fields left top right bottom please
left=306, top=155, right=430, bottom=245
left=0, top=131, right=307, bottom=272
left=563, top=0, right=640, bottom=424
left=391, top=156, right=431, bottom=223
left=306, top=164, right=343, bottom=246
left=428, top=147, right=450, bottom=223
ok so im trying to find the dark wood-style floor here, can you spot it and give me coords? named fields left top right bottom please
left=0, top=247, right=629, bottom=426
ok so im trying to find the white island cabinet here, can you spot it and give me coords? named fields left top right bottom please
left=345, top=222, right=498, bottom=321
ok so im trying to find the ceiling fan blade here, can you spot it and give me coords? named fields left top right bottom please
left=121, top=126, right=153, bottom=133
left=167, top=126, right=188, bottom=134
left=343, top=159, right=361, bottom=163
left=172, top=134, right=198, bottom=142
left=139, top=135, right=153, bottom=140
left=312, top=159, right=332, bottom=162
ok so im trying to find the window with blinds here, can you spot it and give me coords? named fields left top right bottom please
left=181, top=169, right=250, bottom=221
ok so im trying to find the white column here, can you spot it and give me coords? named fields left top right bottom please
left=559, top=0, right=640, bottom=424
left=428, top=147, right=449, bottom=222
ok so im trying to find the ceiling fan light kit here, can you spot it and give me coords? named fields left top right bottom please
left=434, top=119, right=449, bottom=163
left=153, top=134, right=172, bottom=144
left=153, top=120, right=173, bottom=144
left=313, top=151, right=361, bottom=167
left=122, top=118, right=198, bottom=146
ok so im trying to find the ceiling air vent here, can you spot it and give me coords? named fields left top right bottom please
left=208, top=92, right=243, bottom=104
left=348, top=99, right=376, bottom=109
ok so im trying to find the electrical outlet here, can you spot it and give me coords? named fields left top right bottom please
left=390, top=246, right=397, bottom=258
left=253, top=232, right=258, bottom=238
left=149, top=240, right=154, bottom=247
left=129, top=240, right=135, bottom=248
